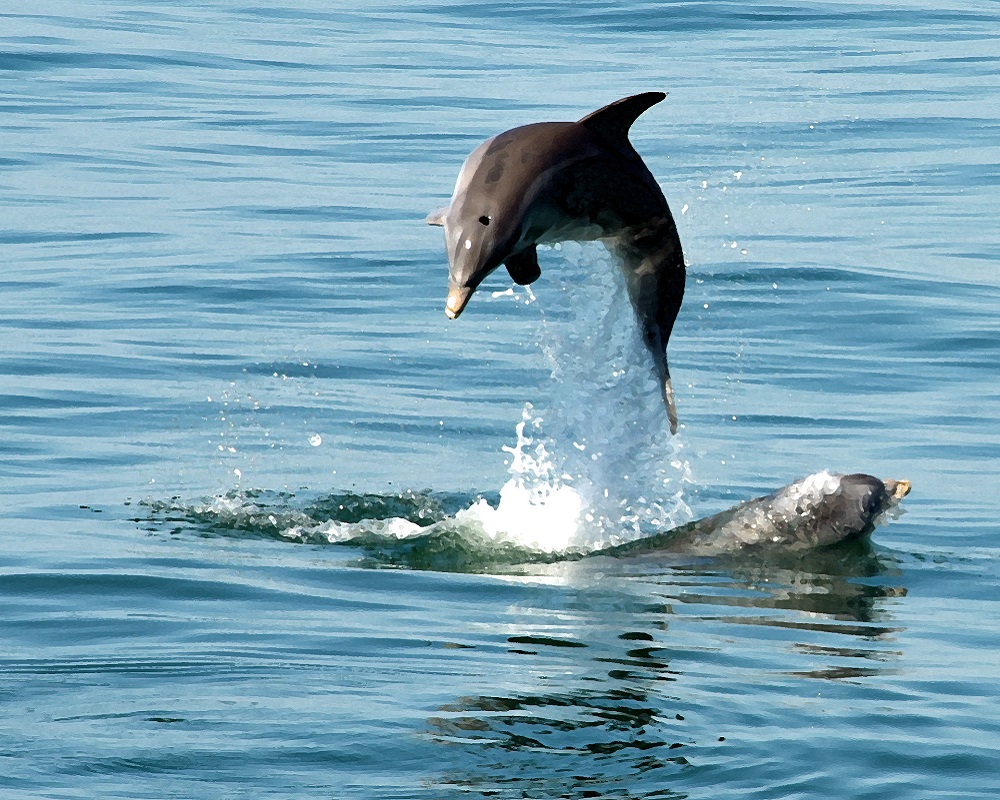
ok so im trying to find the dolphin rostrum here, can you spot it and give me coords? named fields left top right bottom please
left=427, top=92, right=686, bottom=433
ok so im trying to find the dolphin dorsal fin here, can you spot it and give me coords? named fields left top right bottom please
left=577, top=92, right=666, bottom=150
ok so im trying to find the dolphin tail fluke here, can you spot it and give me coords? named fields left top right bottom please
left=613, top=222, right=685, bottom=435
left=662, top=375, right=679, bottom=435
left=577, top=92, right=667, bottom=149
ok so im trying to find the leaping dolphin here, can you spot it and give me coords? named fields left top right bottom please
left=427, top=92, right=686, bottom=433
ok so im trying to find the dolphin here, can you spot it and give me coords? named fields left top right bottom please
left=334, top=472, right=911, bottom=571
left=593, top=472, right=912, bottom=558
left=427, top=92, right=686, bottom=433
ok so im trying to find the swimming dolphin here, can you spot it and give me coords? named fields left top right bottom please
left=593, top=472, right=912, bottom=558
left=333, top=472, right=911, bottom=571
left=427, top=92, right=686, bottom=433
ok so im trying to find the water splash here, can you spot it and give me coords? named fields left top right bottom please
left=456, top=408, right=586, bottom=553
left=462, top=243, right=693, bottom=551
left=145, top=243, right=693, bottom=561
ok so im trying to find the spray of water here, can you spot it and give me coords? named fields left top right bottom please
left=152, top=243, right=694, bottom=559
left=462, top=242, right=694, bottom=552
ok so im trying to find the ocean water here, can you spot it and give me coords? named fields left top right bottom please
left=2, top=1, right=999, bottom=797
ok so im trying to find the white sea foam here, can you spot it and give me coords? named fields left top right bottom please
left=765, top=469, right=841, bottom=521
left=304, top=515, right=424, bottom=544
left=452, top=410, right=585, bottom=552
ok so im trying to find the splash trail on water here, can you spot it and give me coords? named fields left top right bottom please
left=145, top=243, right=694, bottom=561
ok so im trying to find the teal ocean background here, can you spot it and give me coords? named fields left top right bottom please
left=2, top=2, right=998, bottom=797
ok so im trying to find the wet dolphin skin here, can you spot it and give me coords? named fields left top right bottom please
left=428, top=93, right=686, bottom=432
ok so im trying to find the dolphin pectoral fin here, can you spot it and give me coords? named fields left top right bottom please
left=662, top=375, right=679, bottom=435
left=425, top=207, right=448, bottom=226
left=577, top=92, right=667, bottom=151
left=504, top=246, right=541, bottom=286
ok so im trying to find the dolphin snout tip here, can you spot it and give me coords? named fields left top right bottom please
left=445, top=285, right=473, bottom=319
left=883, top=478, right=912, bottom=501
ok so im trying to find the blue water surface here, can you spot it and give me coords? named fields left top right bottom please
left=1, top=1, right=998, bottom=798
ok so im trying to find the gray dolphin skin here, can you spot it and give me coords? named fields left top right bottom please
left=594, top=472, right=912, bottom=558
left=427, top=92, right=685, bottom=433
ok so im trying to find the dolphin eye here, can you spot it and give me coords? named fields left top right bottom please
left=478, top=215, right=491, bottom=226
